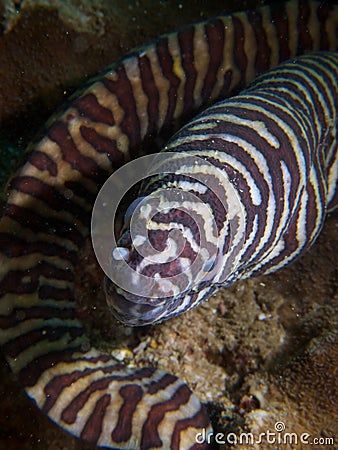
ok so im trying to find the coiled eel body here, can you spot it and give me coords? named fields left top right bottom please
left=107, top=51, right=338, bottom=326
left=0, top=1, right=337, bottom=449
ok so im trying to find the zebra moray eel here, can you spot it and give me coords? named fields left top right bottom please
left=107, top=51, right=338, bottom=327
left=0, top=0, right=337, bottom=449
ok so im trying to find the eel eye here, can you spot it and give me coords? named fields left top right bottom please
left=124, top=196, right=146, bottom=224
left=203, top=258, right=216, bottom=273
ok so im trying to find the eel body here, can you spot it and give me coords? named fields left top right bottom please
left=0, top=1, right=337, bottom=449
left=107, top=51, right=338, bottom=326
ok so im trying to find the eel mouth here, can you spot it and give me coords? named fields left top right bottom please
left=104, top=276, right=185, bottom=326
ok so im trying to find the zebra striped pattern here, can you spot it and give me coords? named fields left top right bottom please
left=108, top=52, right=338, bottom=326
left=0, top=1, right=337, bottom=448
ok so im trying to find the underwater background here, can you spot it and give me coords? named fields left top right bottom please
left=0, top=1, right=336, bottom=449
